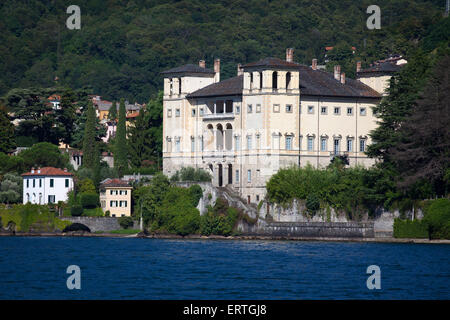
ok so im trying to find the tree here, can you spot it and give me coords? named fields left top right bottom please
left=55, top=90, right=77, bottom=146
left=367, top=50, right=433, bottom=165
left=114, top=98, right=128, bottom=174
left=390, top=55, right=450, bottom=194
left=127, top=108, right=153, bottom=167
left=82, top=100, right=97, bottom=169
left=0, top=173, right=22, bottom=204
left=0, top=107, right=15, bottom=153
left=19, top=142, right=70, bottom=170
left=108, top=101, right=117, bottom=121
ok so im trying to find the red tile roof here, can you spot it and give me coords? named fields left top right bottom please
left=126, top=111, right=140, bottom=119
left=22, top=167, right=73, bottom=177
left=100, top=179, right=131, bottom=188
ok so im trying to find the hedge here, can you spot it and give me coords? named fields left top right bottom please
left=393, top=218, right=428, bottom=238
left=80, top=192, right=99, bottom=209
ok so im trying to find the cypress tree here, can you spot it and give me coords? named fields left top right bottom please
left=82, top=100, right=97, bottom=169
left=108, top=101, right=117, bottom=122
left=114, top=98, right=128, bottom=174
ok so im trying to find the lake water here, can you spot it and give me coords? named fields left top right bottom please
left=0, top=237, right=448, bottom=299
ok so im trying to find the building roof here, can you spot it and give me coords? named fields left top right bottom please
left=298, top=65, right=381, bottom=98
left=357, top=61, right=403, bottom=75
left=100, top=178, right=132, bottom=188
left=186, top=65, right=381, bottom=99
left=242, top=57, right=300, bottom=70
left=22, top=167, right=73, bottom=177
left=161, top=64, right=215, bottom=75
left=187, top=75, right=244, bottom=98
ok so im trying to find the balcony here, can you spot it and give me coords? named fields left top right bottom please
left=202, top=113, right=235, bottom=121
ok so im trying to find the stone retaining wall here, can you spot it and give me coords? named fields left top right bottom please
left=61, top=217, right=139, bottom=232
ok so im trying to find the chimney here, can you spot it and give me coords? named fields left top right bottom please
left=334, top=65, right=341, bottom=81
left=356, top=61, right=361, bottom=73
left=340, top=72, right=346, bottom=84
left=237, top=63, right=243, bottom=76
left=214, top=58, right=220, bottom=82
left=312, top=58, right=317, bottom=70
left=286, top=48, right=294, bottom=62
left=199, top=60, right=206, bottom=68
left=31, top=167, right=35, bottom=174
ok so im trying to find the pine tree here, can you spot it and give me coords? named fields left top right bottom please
left=390, top=55, right=450, bottom=194
left=114, top=98, right=128, bottom=174
left=0, top=107, right=15, bottom=153
left=108, top=101, right=117, bottom=122
left=82, top=100, right=97, bottom=169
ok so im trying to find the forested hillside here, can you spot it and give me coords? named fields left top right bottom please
left=0, top=0, right=447, bottom=103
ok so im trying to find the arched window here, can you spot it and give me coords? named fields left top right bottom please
left=272, top=71, right=278, bottom=90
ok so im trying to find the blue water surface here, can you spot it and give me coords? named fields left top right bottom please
left=0, top=237, right=448, bottom=299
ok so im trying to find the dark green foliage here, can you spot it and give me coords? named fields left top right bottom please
left=70, top=205, right=83, bottom=217
left=80, top=193, right=99, bottom=209
left=306, top=194, right=320, bottom=214
left=82, top=100, right=97, bottom=169
left=0, top=173, right=22, bottom=204
left=393, top=218, right=428, bottom=238
left=114, top=98, right=128, bottom=175
left=0, top=152, right=24, bottom=174
left=170, top=167, right=212, bottom=182
left=108, top=102, right=117, bottom=121
left=118, top=216, right=134, bottom=229
left=188, top=184, right=203, bottom=207
left=423, top=199, right=450, bottom=239
left=0, top=107, right=15, bottom=153
left=19, top=142, right=70, bottom=170
left=200, top=198, right=239, bottom=236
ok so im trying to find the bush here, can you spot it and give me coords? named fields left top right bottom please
left=189, top=184, right=203, bottom=207
left=118, top=216, right=134, bottom=229
left=105, top=210, right=110, bottom=217
left=80, top=193, right=99, bottom=209
left=423, top=199, right=450, bottom=239
left=70, top=205, right=83, bottom=217
left=306, top=194, right=320, bottom=213
left=170, top=167, right=211, bottom=182
left=200, top=198, right=240, bottom=236
left=393, top=218, right=428, bottom=238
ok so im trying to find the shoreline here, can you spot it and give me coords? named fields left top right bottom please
left=1, top=231, right=449, bottom=244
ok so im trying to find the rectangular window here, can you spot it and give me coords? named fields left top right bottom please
left=247, top=170, right=251, bottom=183
left=308, top=106, right=314, bottom=114
left=26, top=179, right=29, bottom=188
left=360, top=139, right=366, bottom=152
left=247, top=136, right=252, bottom=150
left=235, top=106, right=240, bottom=114
left=199, top=108, right=204, bottom=116
left=191, top=108, right=196, bottom=117
left=235, top=136, right=240, bottom=151
left=286, top=104, right=292, bottom=113
left=321, top=138, right=327, bottom=151
left=48, top=195, right=55, bottom=203
left=286, top=136, right=292, bottom=150
left=321, top=106, right=327, bottom=115
left=334, top=139, right=340, bottom=154
left=175, top=140, right=180, bottom=152
left=273, top=104, right=280, bottom=113
left=33, top=179, right=35, bottom=188
left=65, top=179, right=69, bottom=188
left=50, top=179, right=54, bottom=188
left=191, top=138, right=195, bottom=152
left=247, top=104, right=252, bottom=113
left=39, top=179, right=42, bottom=188
left=256, top=104, right=261, bottom=113
left=347, top=107, right=353, bottom=115
left=167, top=109, right=172, bottom=117
left=175, top=109, right=180, bottom=117
left=307, top=137, right=314, bottom=151
left=110, top=190, right=113, bottom=195
left=360, top=107, right=367, bottom=116
left=235, top=170, right=240, bottom=183
left=347, top=139, right=353, bottom=152
left=334, top=107, right=340, bottom=115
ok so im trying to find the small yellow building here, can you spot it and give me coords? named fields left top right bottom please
left=99, top=179, right=133, bottom=217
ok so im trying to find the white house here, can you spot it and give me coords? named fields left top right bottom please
left=22, top=167, right=74, bottom=204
